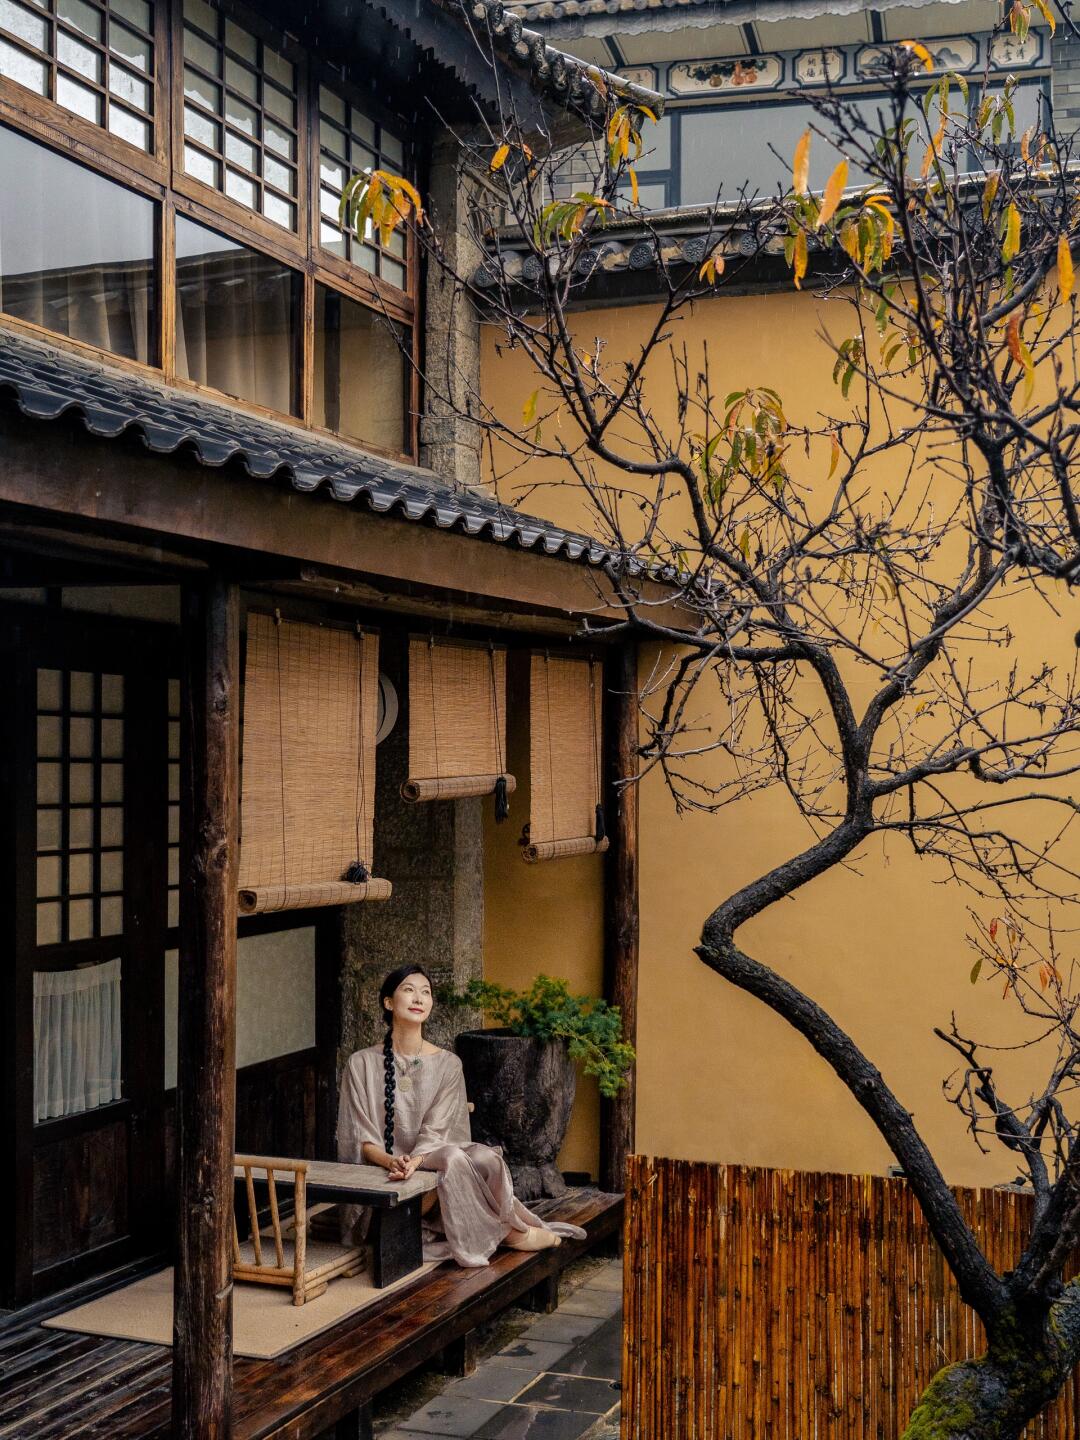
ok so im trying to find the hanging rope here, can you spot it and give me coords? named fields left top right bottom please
left=589, top=658, right=606, bottom=844
left=341, top=624, right=370, bottom=884
left=489, top=641, right=510, bottom=823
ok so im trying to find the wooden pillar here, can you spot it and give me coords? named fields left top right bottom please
left=600, top=641, right=640, bottom=1195
left=173, top=578, right=240, bottom=1440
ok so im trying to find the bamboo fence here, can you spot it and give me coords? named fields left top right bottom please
left=621, top=1157, right=1080, bottom=1439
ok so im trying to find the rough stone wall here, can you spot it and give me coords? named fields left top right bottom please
left=419, top=133, right=488, bottom=494
left=340, top=631, right=483, bottom=1069
left=1052, top=32, right=1080, bottom=136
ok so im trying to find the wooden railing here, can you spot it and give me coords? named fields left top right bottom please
left=621, top=1158, right=1080, bottom=1439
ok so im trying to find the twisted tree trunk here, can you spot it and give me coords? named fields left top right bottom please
left=902, top=1288, right=1080, bottom=1439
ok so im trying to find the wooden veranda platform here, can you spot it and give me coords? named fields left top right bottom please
left=0, top=1189, right=621, bottom=1440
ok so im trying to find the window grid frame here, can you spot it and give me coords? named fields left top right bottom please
left=0, top=0, right=419, bottom=462
left=0, top=0, right=157, bottom=154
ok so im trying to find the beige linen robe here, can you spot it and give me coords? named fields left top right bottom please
left=337, top=1044, right=586, bottom=1268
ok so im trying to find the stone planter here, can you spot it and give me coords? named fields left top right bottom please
left=454, top=1029, right=576, bottom=1200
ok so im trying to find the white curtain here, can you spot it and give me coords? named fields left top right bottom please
left=34, top=958, right=122, bottom=1123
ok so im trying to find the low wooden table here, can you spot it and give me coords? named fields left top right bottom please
left=234, top=1157, right=439, bottom=1288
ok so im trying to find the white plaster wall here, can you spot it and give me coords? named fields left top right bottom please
left=164, top=926, right=317, bottom=1088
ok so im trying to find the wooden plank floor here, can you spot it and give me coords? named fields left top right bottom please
left=0, top=1189, right=622, bottom=1440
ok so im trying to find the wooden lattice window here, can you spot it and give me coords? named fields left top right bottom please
left=317, top=83, right=407, bottom=290
left=180, top=0, right=298, bottom=232
left=0, top=0, right=154, bottom=150
left=36, top=667, right=125, bottom=945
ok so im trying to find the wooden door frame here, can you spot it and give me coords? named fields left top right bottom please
left=0, top=597, right=179, bottom=1307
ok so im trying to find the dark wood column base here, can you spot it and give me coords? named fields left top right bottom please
left=371, top=1198, right=423, bottom=1287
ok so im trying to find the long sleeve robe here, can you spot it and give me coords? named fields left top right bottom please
left=337, top=1044, right=586, bottom=1268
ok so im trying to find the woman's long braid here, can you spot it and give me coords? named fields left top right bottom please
left=382, top=1026, right=396, bottom=1155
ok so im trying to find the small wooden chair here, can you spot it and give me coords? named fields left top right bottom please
left=232, top=1155, right=365, bottom=1306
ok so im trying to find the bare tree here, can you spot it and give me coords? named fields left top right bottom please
left=348, top=9, right=1080, bottom=1432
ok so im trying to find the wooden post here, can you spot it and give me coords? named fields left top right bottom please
left=173, top=578, right=240, bottom=1440
left=601, top=641, right=640, bottom=1196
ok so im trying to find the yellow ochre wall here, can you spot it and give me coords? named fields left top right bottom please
left=482, top=659, right=605, bottom=1178
left=480, top=289, right=1070, bottom=1190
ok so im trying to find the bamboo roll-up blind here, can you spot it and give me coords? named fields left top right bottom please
left=525, top=652, right=608, bottom=863
left=237, top=614, right=391, bottom=915
left=402, top=638, right=515, bottom=803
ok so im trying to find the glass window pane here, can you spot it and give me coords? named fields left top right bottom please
left=168, top=846, right=179, bottom=885
left=100, top=894, right=122, bottom=934
left=38, top=670, right=62, bottom=709
left=57, top=30, right=102, bottom=81
left=320, top=185, right=339, bottom=220
left=224, top=129, right=255, bottom=171
left=320, top=154, right=344, bottom=191
left=101, top=718, right=123, bottom=757
left=262, top=86, right=292, bottom=128
left=109, top=19, right=150, bottom=71
left=174, top=216, right=300, bottom=414
left=263, top=118, right=293, bottom=160
left=184, top=103, right=218, bottom=150
left=382, top=256, right=406, bottom=291
left=68, top=897, right=93, bottom=939
left=381, top=130, right=404, bottom=166
left=100, top=805, right=122, bottom=845
left=351, top=110, right=376, bottom=145
left=223, top=53, right=255, bottom=99
left=319, top=116, right=345, bottom=158
left=263, top=46, right=291, bottom=88
left=263, top=152, right=293, bottom=195
left=70, top=672, right=94, bottom=710
left=224, top=166, right=255, bottom=208
left=167, top=888, right=179, bottom=927
left=0, top=125, right=155, bottom=363
left=57, top=0, right=101, bottom=41
left=261, top=190, right=293, bottom=230
left=0, top=35, right=46, bottom=92
left=113, top=0, right=150, bottom=31
left=69, top=715, right=94, bottom=757
left=37, top=901, right=60, bottom=944
left=223, top=91, right=255, bottom=136
left=183, top=64, right=218, bottom=110
left=183, top=24, right=218, bottom=75
left=100, top=762, right=122, bottom=801
left=70, top=807, right=93, bottom=847
left=167, top=760, right=179, bottom=801
left=184, top=142, right=219, bottom=188
left=183, top=0, right=215, bottom=36
left=38, top=808, right=61, bottom=850
left=320, top=221, right=344, bottom=254
left=37, top=763, right=61, bottom=804
left=69, top=851, right=92, bottom=893
left=319, top=85, right=344, bottom=124
left=168, top=803, right=179, bottom=842
left=100, top=849, right=122, bottom=890
left=69, top=762, right=93, bottom=803
left=314, top=284, right=406, bottom=453
left=109, top=63, right=149, bottom=109
left=108, top=102, right=150, bottom=149
left=224, top=18, right=254, bottom=61
left=56, top=72, right=102, bottom=122
left=357, top=243, right=377, bottom=274
left=101, top=674, right=123, bottom=712
left=37, top=715, right=62, bottom=756
left=350, top=140, right=375, bottom=173
left=0, top=0, right=48, bottom=49
left=168, top=678, right=180, bottom=712
left=37, top=854, right=60, bottom=898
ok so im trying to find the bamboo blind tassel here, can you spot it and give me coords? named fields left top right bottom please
left=524, top=652, right=609, bottom=863
left=237, top=614, right=392, bottom=915
left=401, top=637, right=516, bottom=810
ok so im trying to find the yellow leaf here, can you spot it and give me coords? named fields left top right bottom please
left=982, top=170, right=1000, bottom=221
left=817, top=159, right=848, bottom=230
left=793, top=129, right=811, bottom=195
left=1033, top=0, right=1056, bottom=30
left=827, top=430, right=841, bottom=478
left=630, top=167, right=639, bottom=205
left=1003, top=202, right=1022, bottom=262
left=900, top=39, right=934, bottom=71
left=738, top=527, right=751, bottom=560
left=792, top=229, right=808, bottom=289
left=921, top=121, right=945, bottom=179
left=699, top=247, right=725, bottom=284
left=1059, top=233, right=1074, bottom=302
left=523, top=389, right=539, bottom=426
left=490, top=143, right=511, bottom=172
left=840, top=221, right=860, bottom=262
left=1006, top=313, right=1023, bottom=364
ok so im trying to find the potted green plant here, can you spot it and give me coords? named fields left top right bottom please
left=443, top=976, right=635, bottom=1200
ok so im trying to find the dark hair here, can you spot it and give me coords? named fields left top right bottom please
left=378, top=964, right=434, bottom=1156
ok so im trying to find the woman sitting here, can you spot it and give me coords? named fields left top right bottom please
left=337, top=963, right=586, bottom=1268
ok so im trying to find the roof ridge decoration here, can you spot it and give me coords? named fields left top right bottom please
left=506, top=0, right=981, bottom=31
left=431, top=0, right=665, bottom=120
left=0, top=327, right=621, bottom=573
